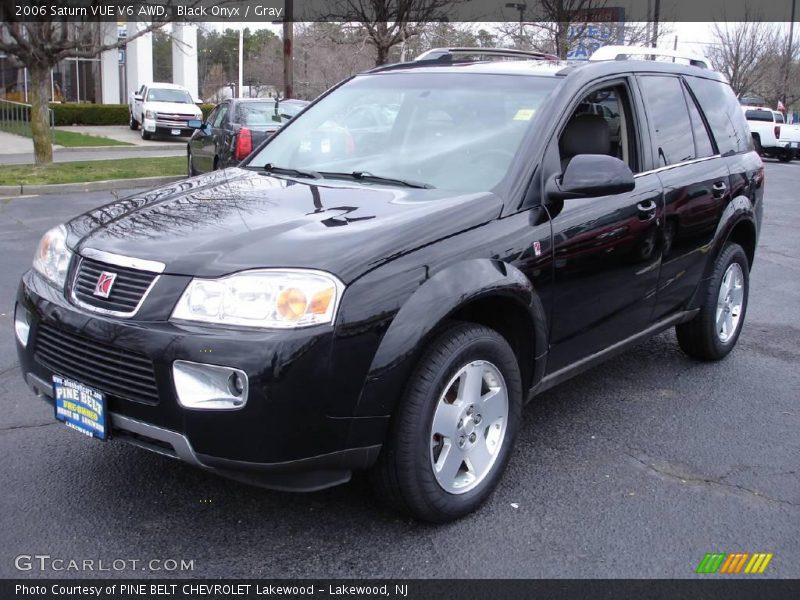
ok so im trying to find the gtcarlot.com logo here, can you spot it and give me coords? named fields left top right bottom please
left=14, top=554, right=194, bottom=572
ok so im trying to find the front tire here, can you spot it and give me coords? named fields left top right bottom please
left=371, top=322, right=522, bottom=522
left=676, top=243, right=749, bottom=360
left=140, top=127, right=151, bottom=141
left=129, top=113, right=138, bottom=130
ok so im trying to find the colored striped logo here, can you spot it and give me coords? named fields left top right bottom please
left=697, top=553, right=773, bottom=574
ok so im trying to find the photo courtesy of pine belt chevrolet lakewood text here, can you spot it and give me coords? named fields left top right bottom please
left=15, top=47, right=763, bottom=522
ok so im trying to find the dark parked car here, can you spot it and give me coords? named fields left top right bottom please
left=187, top=98, right=309, bottom=175
left=16, top=48, right=763, bottom=522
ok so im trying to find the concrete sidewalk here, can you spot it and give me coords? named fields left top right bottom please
left=0, top=126, right=185, bottom=165
left=0, top=130, right=63, bottom=155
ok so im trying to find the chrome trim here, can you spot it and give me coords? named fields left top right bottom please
left=635, top=154, right=721, bottom=178
left=110, top=413, right=205, bottom=467
left=80, top=248, right=166, bottom=274
left=70, top=256, right=160, bottom=319
left=172, top=360, right=249, bottom=410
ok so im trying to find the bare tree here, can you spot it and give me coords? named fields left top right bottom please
left=706, top=17, right=782, bottom=98
left=323, top=0, right=456, bottom=65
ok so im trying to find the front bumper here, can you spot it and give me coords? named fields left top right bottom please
left=16, top=270, right=384, bottom=491
left=142, top=117, right=195, bottom=136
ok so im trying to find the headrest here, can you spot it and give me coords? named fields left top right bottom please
left=559, top=113, right=611, bottom=159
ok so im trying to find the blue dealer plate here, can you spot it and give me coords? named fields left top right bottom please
left=53, top=375, right=107, bottom=440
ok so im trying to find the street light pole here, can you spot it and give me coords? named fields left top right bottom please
left=238, top=26, right=243, bottom=98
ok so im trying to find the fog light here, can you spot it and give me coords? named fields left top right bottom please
left=173, top=360, right=248, bottom=410
left=14, top=305, right=30, bottom=348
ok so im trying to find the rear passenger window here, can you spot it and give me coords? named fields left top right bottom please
left=686, top=77, right=753, bottom=155
left=638, top=76, right=696, bottom=167
left=683, top=85, right=715, bottom=158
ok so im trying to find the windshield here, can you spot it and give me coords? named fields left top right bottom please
left=248, top=73, right=558, bottom=192
left=147, top=88, right=194, bottom=104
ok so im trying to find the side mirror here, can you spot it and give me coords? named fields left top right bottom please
left=546, top=154, right=635, bottom=201
left=187, top=119, right=203, bottom=129
left=133, top=93, right=143, bottom=101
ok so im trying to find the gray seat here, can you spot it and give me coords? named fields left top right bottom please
left=559, top=113, right=611, bottom=172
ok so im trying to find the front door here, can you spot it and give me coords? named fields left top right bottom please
left=545, top=82, right=665, bottom=373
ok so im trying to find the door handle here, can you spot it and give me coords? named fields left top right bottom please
left=712, top=181, right=728, bottom=199
left=637, top=199, right=657, bottom=221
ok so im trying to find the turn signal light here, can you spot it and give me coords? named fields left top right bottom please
left=276, top=287, right=308, bottom=320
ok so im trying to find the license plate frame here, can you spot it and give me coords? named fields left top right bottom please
left=171, top=128, right=181, bottom=135
left=53, top=374, right=108, bottom=441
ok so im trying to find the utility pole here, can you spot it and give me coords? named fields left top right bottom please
left=283, top=0, right=294, bottom=99
left=651, top=0, right=661, bottom=47
left=783, top=0, right=797, bottom=107
left=505, top=3, right=527, bottom=45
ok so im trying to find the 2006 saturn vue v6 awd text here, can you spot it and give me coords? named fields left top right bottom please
left=15, top=48, right=763, bottom=522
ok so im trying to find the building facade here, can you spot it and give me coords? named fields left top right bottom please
left=0, top=22, right=199, bottom=105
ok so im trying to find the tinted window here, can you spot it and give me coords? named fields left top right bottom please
left=686, top=77, right=753, bottom=155
left=684, top=85, right=715, bottom=158
left=745, top=109, right=775, bottom=122
left=638, top=76, right=695, bottom=167
left=774, top=112, right=785, bottom=124
left=212, top=104, right=229, bottom=128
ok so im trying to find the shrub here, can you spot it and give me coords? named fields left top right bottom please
left=49, top=103, right=218, bottom=126
left=51, top=104, right=129, bottom=126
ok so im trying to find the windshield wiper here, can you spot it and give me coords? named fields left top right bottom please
left=320, top=171, right=434, bottom=189
left=252, top=163, right=322, bottom=179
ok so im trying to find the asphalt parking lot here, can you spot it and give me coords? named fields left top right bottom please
left=0, top=162, right=797, bottom=579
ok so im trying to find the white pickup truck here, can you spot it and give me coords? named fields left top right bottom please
left=128, top=82, right=203, bottom=141
left=742, top=106, right=800, bottom=162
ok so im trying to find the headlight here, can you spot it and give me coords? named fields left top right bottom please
left=171, top=269, right=344, bottom=328
left=32, top=224, right=72, bottom=289
left=145, top=110, right=155, bottom=119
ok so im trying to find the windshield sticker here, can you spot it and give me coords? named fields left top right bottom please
left=514, top=109, right=536, bottom=121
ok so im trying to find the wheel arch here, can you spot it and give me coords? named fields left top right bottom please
left=351, top=258, right=548, bottom=421
left=688, top=196, right=757, bottom=310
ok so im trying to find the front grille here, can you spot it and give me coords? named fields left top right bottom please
left=34, top=324, right=160, bottom=405
left=73, top=257, right=157, bottom=315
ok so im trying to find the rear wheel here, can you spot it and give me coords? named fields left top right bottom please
left=778, top=148, right=793, bottom=162
left=752, top=134, right=763, bottom=156
left=187, top=147, right=198, bottom=177
left=676, top=243, right=749, bottom=360
left=371, top=322, right=522, bottom=522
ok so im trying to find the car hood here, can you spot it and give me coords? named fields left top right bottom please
left=144, top=101, right=201, bottom=115
left=66, top=168, right=502, bottom=283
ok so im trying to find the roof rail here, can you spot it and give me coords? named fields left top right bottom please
left=414, top=47, right=560, bottom=62
left=589, top=45, right=709, bottom=69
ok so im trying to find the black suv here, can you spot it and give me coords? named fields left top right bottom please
left=15, top=49, right=763, bottom=522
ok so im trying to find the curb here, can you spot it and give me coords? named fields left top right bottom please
left=0, top=175, right=184, bottom=197
left=56, top=143, right=186, bottom=153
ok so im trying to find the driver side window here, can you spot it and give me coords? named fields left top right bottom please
left=558, top=84, right=638, bottom=174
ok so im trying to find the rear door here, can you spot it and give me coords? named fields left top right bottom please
left=545, top=79, right=665, bottom=373
left=635, top=75, right=732, bottom=320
